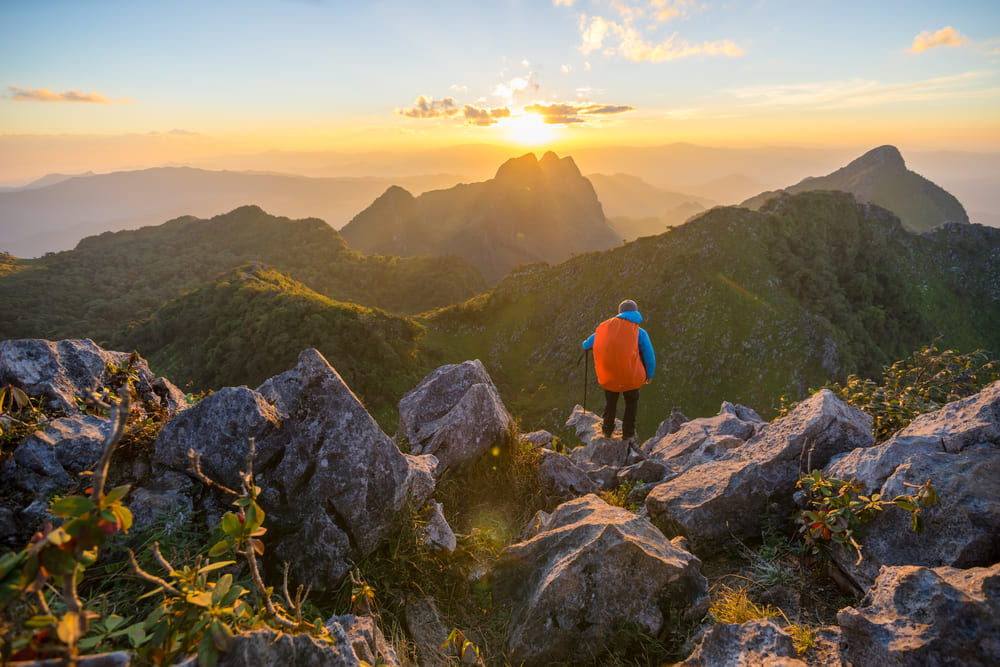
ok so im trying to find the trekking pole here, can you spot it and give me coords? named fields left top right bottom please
left=576, top=348, right=589, bottom=412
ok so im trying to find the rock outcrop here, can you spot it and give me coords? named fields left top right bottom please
left=396, top=359, right=512, bottom=472
left=493, top=495, right=708, bottom=666
left=151, top=348, right=435, bottom=587
left=838, top=563, right=1000, bottom=666
left=646, top=389, right=873, bottom=551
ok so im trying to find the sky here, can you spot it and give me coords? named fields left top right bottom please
left=2, top=0, right=999, bottom=183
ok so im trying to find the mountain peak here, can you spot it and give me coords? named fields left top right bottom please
left=539, top=151, right=583, bottom=179
left=494, top=153, right=542, bottom=183
left=846, top=145, right=906, bottom=172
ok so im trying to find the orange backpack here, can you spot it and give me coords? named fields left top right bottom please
left=593, top=317, right=646, bottom=392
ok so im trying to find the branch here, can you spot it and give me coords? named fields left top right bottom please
left=187, top=449, right=240, bottom=497
left=127, top=549, right=183, bottom=598
left=91, top=389, right=130, bottom=504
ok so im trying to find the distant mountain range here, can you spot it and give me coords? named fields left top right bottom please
left=0, top=167, right=461, bottom=258
left=741, top=145, right=969, bottom=232
left=341, top=152, right=622, bottom=283
left=0, top=205, right=488, bottom=343
left=587, top=173, right=714, bottom=241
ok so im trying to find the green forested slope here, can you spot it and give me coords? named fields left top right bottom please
left=117, top=265, right=424, bottom=425
left=0, top=205, right=488, bottom=342
left=420, top=191, right=1000, bottom=437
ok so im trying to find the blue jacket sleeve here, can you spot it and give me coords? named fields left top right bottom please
left=582, top=333, right=595, bottom=350
left=638, top=328, right=655, bottom=379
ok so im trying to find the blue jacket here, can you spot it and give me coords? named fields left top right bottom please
left=582, top=310, right=656, bottom=380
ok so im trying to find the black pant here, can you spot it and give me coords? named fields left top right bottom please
left=603, top=388, right=639, bottom=439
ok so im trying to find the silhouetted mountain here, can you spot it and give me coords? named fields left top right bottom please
left=741, top=146, right=969, bottom=232
left=422, top=190, right=1000, bottom=437
left=587, top=173, right=714, bottom=240
left=341, top=152, right=622, bottom=282
left=0, top=167, right=461, bottom=257
left=0, top=205, right=487, bottom=342
left=118, top=264, right=424, bottom=418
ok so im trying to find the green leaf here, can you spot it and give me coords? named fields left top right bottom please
left=79, top=636, right=103, bottom=649
left=244, top=501, right=264, bottom=532
left=127, top=624, right=148, bottom=647
left=40, top=545, right=78, bottom=576
left=208, top=540, right=231, bottom=558
left=25, top=614, right=57, bottom=628
left=0, top=549, right=26, bottom=580
left=104, top=614, right=125, bottom=631
left=186, top=590, right=213, bottom=607
left=50, top=495, right=95, bottom=518
left=212, top=574, right=233, bottom=606
left=197, top=560, right=235, bottom=576
left=221, top=512, right=241, bottom=537
left=103, top=484, right=131, bottom=505
left=210, top=620, right=234, bottom=651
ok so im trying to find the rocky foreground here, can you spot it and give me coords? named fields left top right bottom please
left=1, top=338, right=999, bottom=666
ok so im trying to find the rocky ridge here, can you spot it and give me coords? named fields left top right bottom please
left=2, top=339, right=999, bottom=665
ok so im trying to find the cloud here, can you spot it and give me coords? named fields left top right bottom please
left=7, top=85, right=132, bottom=104
left=907, top=26, right=970, bottom=54
left=553, top=0, right=575, bottom=6
left=396, top=95, right=461, bottom=119
left=523, top=102, right=635, bottom=124
left=463, top=105, right=512, bottom=127
left=723, top=71, right=991, bottom=110
left=572, top=1, right=743, bottom=62
left=149, top=129, right=200, bottom=136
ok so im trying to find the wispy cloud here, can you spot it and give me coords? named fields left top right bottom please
left=8, top=85, right=132, bottom=104
left=523, top=102, right=635, bottom=124
left=396, top=95, right=461, bottom=119
left=149, top=129, right=200, bottom=136
left=723, top=71, right=992, bottom=110
left=571, top=1, right=743, bottom=63
left=907, top=26, right=970, bottom=54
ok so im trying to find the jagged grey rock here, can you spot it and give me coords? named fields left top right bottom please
left=0, top=338, right=185, bottom=414
left=837, top=563, right=1000, bottom=666
left=151, top=349, right=435, bottom=588
left=653, top=406, right=690, bottom=438
left=493, top=494, right=709, bottom=666
left=521, top=429, right=555, bottom=449
left=537, top=448, right=599, bottom=500
left=404, top=595, right=452, bottom=667
left=396, top=359, right=513, bottom=472
left=176, top=625, right=361, bottom=667
left=646, top=389, right=873, bottom=552
left=643, top=401, right=764, bottom=479
left=421, top=501, right=457, bottom=552
left=565, top=404, right=633, bottom=469
left=677, top=618, right=805, bottom=666
left=327, top=614, right=401, bottom=667
left=126, top=471, right=196, bottom=529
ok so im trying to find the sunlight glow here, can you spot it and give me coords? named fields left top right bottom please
left=503, top=113, right=557, bottom=146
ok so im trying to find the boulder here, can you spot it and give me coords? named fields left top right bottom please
left=493, top=495, right=709, bottom=666
left=0, top=338, right=185, bottom=414
left=150, top=349, right=434, bottom=588
left=521, top=429, right=555, bottom=449
left=536, top=448, right=598, bottom=500
left=404, top=595, right=452, bottom=667
left=565, top=404, right=632, bottom=469
left=643, top=401, right=764, bottom=479
left=677, top=618, right=805, bottom=666
left=653, top=406, right=690, bottom=439
left=396, top=360, right=512, bottom=472
left=176, top=625, right=361, bottom=667
left=837, top=563, right=1000, bottom=666
left=833, top=445, right=1000, bottom=590
left=420, top=501, right=457, bottom=552
left=327, top=614, right=401, bottom=667
left=646, top=390, right=873, bottom=552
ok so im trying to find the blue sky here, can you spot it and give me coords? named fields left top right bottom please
left=1, top=0, right=998, bottom=180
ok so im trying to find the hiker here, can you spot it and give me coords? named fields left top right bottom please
left=581, top=299, right=655, bottom=444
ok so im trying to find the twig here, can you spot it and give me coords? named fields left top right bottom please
left=127, top=549, right=183, bottom=598
left=91, top=389, right=130, bottom=504
left=152, top=542, right=176, bottom=575
left=187, top=449, right=240, bottom=497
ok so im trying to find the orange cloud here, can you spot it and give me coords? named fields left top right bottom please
left=524, top=102, right=635, bottom=124
left=8, top=85, right=132, bottom=104
left=463, top=105, right=511, bottom=127
left=396, top=95, right=460, bottom=119
left=907, top=26, right=970, bottom=54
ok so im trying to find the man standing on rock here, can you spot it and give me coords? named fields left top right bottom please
left=582, top=299, right=655, bottom=445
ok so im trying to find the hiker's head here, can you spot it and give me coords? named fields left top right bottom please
left=618, top=299, right=638, bottom=313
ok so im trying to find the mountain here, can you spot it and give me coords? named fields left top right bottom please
left=117, top=264, right=423, bottom=420
left=587, top=173, right=714, bottom=240
left=0, top=167, right=462, bottom=257
left=740, top=146, right=970, bottom=232
left=340, top=152, right=622, bottom=283
left=419, top=190, right=1000, bottom=438
left=0, top=205, right=488, bottom=343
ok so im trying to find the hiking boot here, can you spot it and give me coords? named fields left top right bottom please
left=623, top=435, right=637, bottom=447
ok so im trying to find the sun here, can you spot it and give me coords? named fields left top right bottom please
left=503, top=113, right=557, bottom=146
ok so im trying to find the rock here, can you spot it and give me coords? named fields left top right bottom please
left=617, top=458, right=667, bottom=485
left=566, top=403, right=617, bottom=444
left=421, top=501, right=457, bottom=552
left=646, top=389, right=873, bottom=552
left=493, top=494, right=709, bottom=666
left=643, top=401, right=764, bottom=479
left=404, top=595, right=452, bottom=667
left=677, top=618, right=805, bottom=666
left=328, top=614, right=401, bottom=667
left=653, top=406, right=689, bottom=438
left=396, top=360, right=513, bottom=472
left=16, top=652, right=133, bottom=667
left=177, top=625, right=361, bottom=667
left=126, top=471, right=197, bottom=529
left=537, top=448, right=598, bottom=500
left=833, top=445, right=1000, bottom=590
left=0, top=338, right=184, bottom=414
left=150, top=349, right=434, bottom=588
left=521, top=429, right=555, bottom=449
left=837, top=563, right=1000, bottom=666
